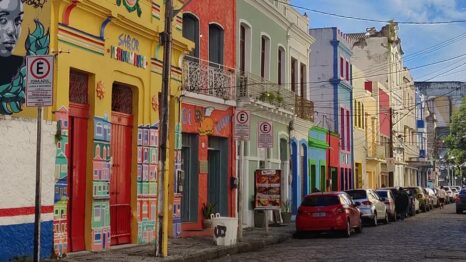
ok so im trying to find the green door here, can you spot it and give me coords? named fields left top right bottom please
left=320, top=165, right=326, bottom=191
left=310, top=164, right=316, bottom=192
left=181, top=133, right=199, bottom=222
left=208, top=136, right=228, bottom=216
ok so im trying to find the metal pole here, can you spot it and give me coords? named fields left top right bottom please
left=33, top=107, right=43, bottom=262
left=237, top=140, right=243, bottom=241
left=156, top=0, right=173, bottom=257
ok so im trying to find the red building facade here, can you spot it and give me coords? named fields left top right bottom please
left=179, top=0, right=237, bottom=235
left=327, top=133, right=341, bottom=191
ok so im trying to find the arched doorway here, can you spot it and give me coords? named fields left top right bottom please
left=290, top=141, right=298, bottom=214
left=110, top=83, right=133, bottom=245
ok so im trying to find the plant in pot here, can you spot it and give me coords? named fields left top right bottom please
left=281, top=200, right=292, bottom=224
left=201, top=202, right=216, bottom=228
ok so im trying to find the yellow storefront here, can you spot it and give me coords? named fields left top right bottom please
left=48, top=0, right=191, bottom=256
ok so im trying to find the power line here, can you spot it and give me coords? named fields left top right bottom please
left=280, top=0, right=466, bottom=25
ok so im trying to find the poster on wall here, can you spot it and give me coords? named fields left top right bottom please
left=254, top=169, right=281, bottom=210
left=0, top=0, right=51, bottom=115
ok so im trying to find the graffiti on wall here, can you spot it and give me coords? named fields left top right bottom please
left=92, top=115, right=112, bottom=251
left=0, top=0, right=50, bottom=115
left=181, top=105, right=232, bottom=137
left=53, top=107, right=69, bottom=257
left=137, top=124, right=158, bottom=243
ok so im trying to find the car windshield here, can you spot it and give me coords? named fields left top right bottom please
left=301, top=195, right=340, bottom=207
left=376, top=191, right=388, bottom=198
left=345, top=190, right=367, bottom=200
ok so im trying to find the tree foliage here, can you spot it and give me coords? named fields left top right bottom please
left=445, top=96, right=466, bottom=165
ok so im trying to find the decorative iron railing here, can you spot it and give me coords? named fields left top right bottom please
left=237, top=73, right=295, bottom=113
left=182, top=56, right=236, bottom=100
left=295, top=95, right=314, bottom=122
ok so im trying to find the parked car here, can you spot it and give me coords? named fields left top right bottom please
left=296, top=192, right=362, bottom=237
left=376, top=189, right=396, bottom=221
left=451, top=188, right=460, bottom=200
left=456, top=188, right=466, bottom=214
left=405, top=187, right=429, bottom=212
left=404, top=188, right=419, bottom=216
left=345, top=189, right=388, bottom=226
left=424, top=188, right=437, bottom=209
left=444, top=186, right=454, bottom=203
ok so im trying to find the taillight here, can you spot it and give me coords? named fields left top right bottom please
left=362, top=201, right=372, bottom=206
left=384, top=200, right=390, bottom=205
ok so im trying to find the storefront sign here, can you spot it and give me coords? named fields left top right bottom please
left=111, top=46, right=147, bottom=69
left=118, top=33, right=140, bottom=52
left=234, top=110, right=250, bottom=140
left=254, top=169, right=281, bottom=210
left=257, top=121, right=273, bottom=148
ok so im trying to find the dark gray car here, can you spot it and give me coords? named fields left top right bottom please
left=456, top=188, right=466, bottom=214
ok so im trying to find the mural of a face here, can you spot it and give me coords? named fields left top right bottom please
left=0, top=0, right=23, bottom=57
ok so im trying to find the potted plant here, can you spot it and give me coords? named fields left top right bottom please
left=201, top=202, right=216, bottom=228
left=281, top=200, right=292, bottom=224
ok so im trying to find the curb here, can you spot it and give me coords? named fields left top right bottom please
left=162, top=231, right=293, bottom=262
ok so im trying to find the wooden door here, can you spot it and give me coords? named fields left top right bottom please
left=68, top=103, right=89, bottom=252
left=110, top=112, right=133, bottom=245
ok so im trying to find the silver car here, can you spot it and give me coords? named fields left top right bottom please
left=345, top=189, right=388, bottom=226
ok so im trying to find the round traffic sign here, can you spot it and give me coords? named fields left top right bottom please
left=29, top=57, right=51, bottom=80
left=259, top=122, right=272, bottom=134
left=236, top=111, right=249, bottom=124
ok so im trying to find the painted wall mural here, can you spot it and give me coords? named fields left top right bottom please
left=137, top=124, right=158, bottom=244
left=92, top=115, right=112, bottom=251
left=173, top=123, right=182, bottom=238
left=53, top=107, right=69, bottom=257
left=181, top=104, right=232, bottom=137
left=116, top=0, right=142, bottom=17
left=0, top=0, right=50, bottom=115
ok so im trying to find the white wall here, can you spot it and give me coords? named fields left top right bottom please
left=0, top=117, right=56, bottom=211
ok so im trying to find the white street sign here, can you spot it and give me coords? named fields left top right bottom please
left=26, top=55, right=54, bottom=107
left=234, top=110, right=250, bottom=140
left=257, top=121, right=273, bottom=148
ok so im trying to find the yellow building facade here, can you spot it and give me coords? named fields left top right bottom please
left=48, top=0, right=191, bottom=257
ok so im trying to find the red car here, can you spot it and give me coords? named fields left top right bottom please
left=296, top=192, right=362, bottom=237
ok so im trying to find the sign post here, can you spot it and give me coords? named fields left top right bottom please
left=234, top=110, right=250, bottom=242
left=26, top=55, right=54, bottom=262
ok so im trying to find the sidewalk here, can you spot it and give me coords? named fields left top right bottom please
left=55, top=224, right=294, bottom=262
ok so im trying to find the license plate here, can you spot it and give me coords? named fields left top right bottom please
left=312, top=212, right=326, bottom=217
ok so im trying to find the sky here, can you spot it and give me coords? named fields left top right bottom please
left=291, top=0, right=466, bottom=82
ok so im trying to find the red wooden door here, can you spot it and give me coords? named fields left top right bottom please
left=68, top=103, right=89, bottom=252
left=110, top=112, right=133, bottom=245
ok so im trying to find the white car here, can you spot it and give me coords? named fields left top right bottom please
left=345, top=189, right=389, bottom=226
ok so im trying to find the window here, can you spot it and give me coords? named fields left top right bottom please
left=278, top=47, right=285, bottom=84
left=239, top=23, right=251, bottom=73
left=345, top=61, right=349, bottom=81
left=260, top=36, right=270, bottom=79
left=291, top=57, right=297, bottom=92
left=209, top=24, right=224, bottom=65
left=300, top=63, right=306, bottom=97
left=182, top=14, right=199, bottom=57
left=340, top=57, right=344, bottom=78
left=346, top=110, right=350, bottom=150
left=340, top=107, right=345, bottom=150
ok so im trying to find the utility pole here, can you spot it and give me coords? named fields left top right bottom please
left=157, top=0, right=193, bottom=257
left=156, top=0, right=173, bottom=256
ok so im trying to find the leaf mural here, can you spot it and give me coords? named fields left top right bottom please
left=116, top=0, right=142, bottom=17
left=0, top=20, right=50, bottom=115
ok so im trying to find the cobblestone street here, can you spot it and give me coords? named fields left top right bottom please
left=211, top=203, right=466, bottom=262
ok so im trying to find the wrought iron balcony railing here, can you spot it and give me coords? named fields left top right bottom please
left=237, top=73, right=295, bottom=113
left=182, top=56, right=236, bottom=100
left=295, top=95, right=314, bottom=122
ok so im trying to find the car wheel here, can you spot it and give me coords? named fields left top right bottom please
left=457, top=210, right=462, bottom=214
left=384, top=212, right=389, bottom=224
left=342, top=220, right=351, bottom=238
left=355, top=218, right=363, bottom=233
left=372, top=213, right=378, bottom=226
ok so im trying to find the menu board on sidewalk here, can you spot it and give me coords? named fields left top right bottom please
left=254, top=169, right=281, bottom=210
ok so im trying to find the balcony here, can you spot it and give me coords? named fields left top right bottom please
left=367, top=141, right=386, bottom=160
left=182, top=56, right=236, bottom=100
left=295, top=96, right=314, bottom=122
left=237, top=73, right=295, bottom=113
